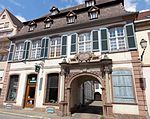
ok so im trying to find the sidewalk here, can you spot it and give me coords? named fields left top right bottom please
left=0, top=107, right=102, bottom=119
left=0, top=108, right=71, bottom=119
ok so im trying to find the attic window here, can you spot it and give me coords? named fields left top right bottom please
left=88, top=6, right=99, bottom=19
left=66, top=12, right=77, bottom=24
left=44, top=17, right=53, bottom=28
left=50, top=6, right=60, bottom=15
left=2, top=15, right=6, bottom=19
left=28, top=21, right=36, bottom=32
left=85, top=0, right=95, bottom=7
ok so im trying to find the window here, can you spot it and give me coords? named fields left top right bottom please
left=44, top=17, right=53, bottom=29
left=112, top=69, right=135, bottom=103
left=78, top=33, right=91, bottom=53
left=50, top=37, right=61, bottom=57
left=45, top=22, right=51, bottom=28
left=61, top=35, right=67, bottom=56
left=29, top=25, right=36, bottom=31
left=109, top=27, right=126, bottom=51
left=14, top=43, right=24, bottom=61
left=4, top=22, right=9, bottom=28
left=88, top=6, right=99, bottom=20
left=45, top=74, right=59, bottom=103
left=22, top=40, right=31, bottom=60
left=71, top=34, right=77, bottom=53
left=0, top=54, right=7, bottom=61
left=40, top=37, right=49, bottom=58
left=31, top=40, right=41, bottom=59
left=28, top=21, right=36, bottom=32
left=66, top=12, right=76, bottom=24
left=85, top=0, right=95, bottom=7
left=90, top=12, right=98, bottom=19
left=67, top=16, right=75, bottom=24
left=6, top=75, right=19, bottom=101
left=101, top=28, right=109, bottom=51
left=2, top=15, right=6, bottom=19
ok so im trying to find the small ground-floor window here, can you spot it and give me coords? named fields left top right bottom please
left=112, top=69, right=135, bottom=103
left=45, top=73, right=59, bottom=103
left=6, top=75, right=19, bottom=101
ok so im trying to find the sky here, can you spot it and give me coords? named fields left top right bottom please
left=0, top=0, right=150, bottom=22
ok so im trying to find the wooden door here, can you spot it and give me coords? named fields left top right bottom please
left=24, top=74, right=37, bottom=108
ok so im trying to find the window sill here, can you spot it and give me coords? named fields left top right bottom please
left=5, top=101, right=16, bottom=103
left=43, top=103, right=59, bottom=106
left=112, top=102, right=138, bottom=105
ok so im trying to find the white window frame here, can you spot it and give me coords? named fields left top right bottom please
left=30, top=40, right=41, bottom=59
left=90, top=12, right=98, bottom=19
left=109, top=27, right=126, bottom=51
left=50, top=37, right=61, bottom=58
left=78, top=32, right=92, bottom=53
left=14, top=42, right=24, bottom=61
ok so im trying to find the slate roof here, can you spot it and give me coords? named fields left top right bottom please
left=10, top=0, right=136, bottom=39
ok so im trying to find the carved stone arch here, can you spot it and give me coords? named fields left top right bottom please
left=67, top=72, right=104, bottom=89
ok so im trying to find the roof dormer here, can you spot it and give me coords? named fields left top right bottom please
left=28, top=21, right=37, bottom=32
left=85, top=0, right=96, bottom=7
left=88, top=6, right=99, bottom=20
left=50, top=6, right=60, bottom=15
left=44, top=16, right=53, bottom=28
left=66, top=11, right=77, bottom=24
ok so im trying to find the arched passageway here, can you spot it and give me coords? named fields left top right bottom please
left=69, top=74, right=103, bottom=115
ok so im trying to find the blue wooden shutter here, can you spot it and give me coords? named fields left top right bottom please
left=61, top=35, right=67, bottom=56
left=92, top=30, right=99, bottom=51
left=8, top=43, right=15, bottom=61
left=22, top=41, right=31, bottom=60
left=100, top=28, right=108, bottom=51
left=125, top=23, right=136, bottom=49
left=71, top=34, right=77, bottom=53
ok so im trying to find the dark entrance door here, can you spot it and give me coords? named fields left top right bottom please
left=24, top=74, right=37, bottom=108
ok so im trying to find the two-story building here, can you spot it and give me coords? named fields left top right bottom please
left=0, top=9, right=23, bottom=102
left=2, top=0, right=147, bottom=118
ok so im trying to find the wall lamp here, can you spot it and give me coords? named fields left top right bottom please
left=140, top=39, right=147, bottom=61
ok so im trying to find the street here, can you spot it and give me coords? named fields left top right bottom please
left=0, top=113, right=41, bottom=119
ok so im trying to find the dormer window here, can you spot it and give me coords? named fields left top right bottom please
left=44, top=17, right=53, bottom=28
left=66, top=11, right=77, bottom=24
left=50, top=6, right=60, bottom=15
left=85, top=0, right=95, bottom=7
left=28, top=21, right=37, bottom=32
left=88, top=6, right=99, bottom=20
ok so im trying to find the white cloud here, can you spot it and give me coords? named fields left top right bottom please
left=15, top=15, right=26, bottom=22
left=124, top=0, right=137, bottom=12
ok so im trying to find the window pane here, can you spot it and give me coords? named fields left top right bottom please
left=71, top=34, right=76, bottom=43
left=112, top=70, right=134, bottom=103
left=102, top=40, right=108, bottom=51
left=6, top=75, right=19, bottom=101
left=101, top=30, right=107, bottom=39
left=46, top=74, right=59, bottom=103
